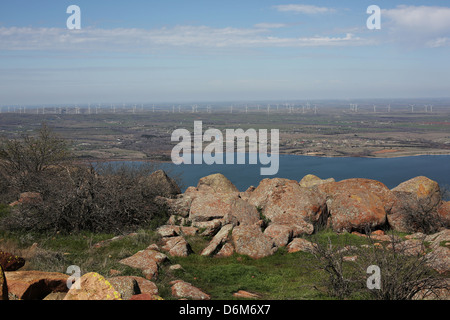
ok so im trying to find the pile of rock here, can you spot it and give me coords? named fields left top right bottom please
left=1, top=171, right=448, bottom=300
left=156, top=173, right=449, bottom=260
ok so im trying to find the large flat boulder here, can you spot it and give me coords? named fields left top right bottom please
left=248, top=178, right=327, bottom=233
left=107, top=276, right=140, bottom=300
left=170, top=280, right=210, bottom=300
left=5, top=271, right=69, bottom=300
left=161, top=236, right=192, bottom=257
left=299, top=174, right=335, bottom=188
left=232, top=225, right=276, bottom=259
left=247, top=178, right=295, bottom=209
left=119, top=248, right=168, bottom=280
left=319, top=178, right=395, bottom=232
left=224, top=198, right=260, bottom=226
left=389, top=176, right=442, bottom=232
left=189, top=192, right=239, bottom=222
left=286, top=238, right=317, bottom=254
left=201, top=224, right=233, bottom=256
left=64, top=272, right=121, bottom=300
left=196, top=173, right=239, bottom=194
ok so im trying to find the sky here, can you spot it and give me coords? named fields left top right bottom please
left=1, top=0, right=450, bottom=105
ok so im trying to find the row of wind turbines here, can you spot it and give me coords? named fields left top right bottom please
left=0, top=103, right=437, bottom=115
left=349, top=103, right=434, bottom=113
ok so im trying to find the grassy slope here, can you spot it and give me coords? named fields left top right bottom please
left=0, top=225, right=380, bottom=300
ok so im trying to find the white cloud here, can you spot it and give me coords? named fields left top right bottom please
left=274, top=4, right=336, bottom=14
left=254, top=23, right=288, bottom=29
left=0, top=26, right=368, bottom=53
left=383, top=5, right=450, bottom=47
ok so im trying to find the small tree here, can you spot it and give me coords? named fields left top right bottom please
left=0, top=123, right=70, bottom=174
left=0, top=123, right=71, bottom=196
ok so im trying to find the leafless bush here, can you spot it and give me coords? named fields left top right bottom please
left=358, top=234, right=449, bottom=300
left=0, top=124, right=179, bottom=234
left=310, top=236, right=363, bottom=299
left=402, top=204, right=447, bottom=234
left=2, top=163, right=172, bottom=234
left=311, top=232, right=449, bottom=300
left=0, top=123, right=71, bottom=197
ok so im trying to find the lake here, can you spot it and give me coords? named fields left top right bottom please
left=153, top=154, right=450, bottom=199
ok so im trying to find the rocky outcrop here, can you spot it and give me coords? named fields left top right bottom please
left=156, top=225, right=198, bottom=238
left=196, top=173, right=239, bottom=194
left=264, top=224, right=293, bottom=248
left=232, top=225, right=276, bottom=259
left=64, top=272, right=122, bottom=300
left=389, top=176, right=442, bottom=232
left=118, top=247, right=168, bottom=280
left=201, top=224, right=233, bottom=256
left=225, top=198, right=260, bottom=226
left=189, top=192, right=239, bottom=223
left=170, top=280, right=210, bottom=300
left=5, top=271, right=69, bottom=300
left=157, top=173, right=448, bottom=260
left=286, top=238, right=317, bottom=254
left=299, top=174, right=335, bottom=188
left=319, top=178, right=396, bottom=232
left=248, top=178, right=326, bottom=235
left=161, top=236, right=192, bottom=257
left=107, top=276, right=140, bottom=300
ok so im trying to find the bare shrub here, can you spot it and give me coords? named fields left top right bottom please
left=310, top=236, right=363, bottom=299
left=310, top=232, right=449, bottom=300
left=0, top=124, right=178, bottom=234
left=358, top=233, right=449, bottom=300
left=402, top=205, right=446, bottom=235
left=2, top=163, right=172, bottom=234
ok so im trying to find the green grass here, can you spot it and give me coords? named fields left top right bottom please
left=167, top=248, right=328, bottom=300
left=0, top=226, right=439, bottom=300
left=0, top=227, right=333, bottom=299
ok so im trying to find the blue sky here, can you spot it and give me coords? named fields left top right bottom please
left=1, top=0, right=450, bottom=105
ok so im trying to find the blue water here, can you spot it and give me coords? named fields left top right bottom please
left=155, top=155, right=450, bottom=197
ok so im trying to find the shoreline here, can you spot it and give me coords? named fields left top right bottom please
left=76, top=150, right=450, bottom=165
